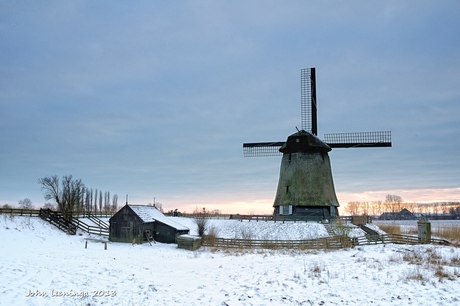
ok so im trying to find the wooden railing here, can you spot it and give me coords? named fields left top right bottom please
left=85, top=213, right=109, bottom=230
left=227, top=214, right=366, bottom=223
left=69, top=215, right=109, bottom=236
left=202, top=235, right=351, bottom=249
left=202, top=234, right=452, bottom=250
left=35, top=209, right=108, bottom=236
left=352, top=234, right=451, bottom=246
left=0, top=208, right=41, bottom=217
left=39, top=209, right=77, bottom=235
left=0, top=208, right=112, bottom=218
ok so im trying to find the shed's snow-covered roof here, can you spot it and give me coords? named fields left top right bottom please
left=128, top=205, right=189, bottom=231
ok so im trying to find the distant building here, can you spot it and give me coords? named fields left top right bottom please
left=109, top=204, right=189, bottom=244
left=379, top=208, right=417, bottom=220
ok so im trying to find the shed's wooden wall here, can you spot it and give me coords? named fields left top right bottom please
left=109, top=206, right=144, bottom=243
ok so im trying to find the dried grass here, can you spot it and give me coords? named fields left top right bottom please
left=434, top=225, right=460, bottom=241
left=375, top=223, right=401, bottom=235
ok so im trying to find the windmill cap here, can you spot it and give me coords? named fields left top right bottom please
left=279, top=130, right=331, bottom=154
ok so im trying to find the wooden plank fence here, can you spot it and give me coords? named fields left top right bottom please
left=69, top=216, right=109, bottom=237
left=202, top=234, right=451, bottom=250
left=0, top=208, right=113, bottom=219
left=202, top=235, right=351, bottom=249
left=353, top=234, right=451, bottom=246
left=228, top=214, right=371, bottom=224
left=0, top=208, right=41, bottom=217
left=39, top=209, right=77, bottom=235
left=1, top=208, right=110, bottom=237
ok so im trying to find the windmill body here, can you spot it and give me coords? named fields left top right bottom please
left=273, top=130, right=339, bottom=219
left=243, top=68, right=391, bottom=221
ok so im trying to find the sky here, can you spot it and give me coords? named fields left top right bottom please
left=1, top=1, right=459, bottom=214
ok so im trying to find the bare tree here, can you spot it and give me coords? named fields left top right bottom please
left=111, top=194, right=118, bottom=213
left=104, top=191, right=111, bottom=213
left=84, top=188, right=91, bottom=212
left=94, top=189, right=98, bottom=212
left=18, top=198, right=33, bottom=209
left=384, top=194, right=403, bottom=214
left=38, top=175, right=85, bottom=220
left=345, top=201, right=361, bottom=216
left=43, top=202, right=56, bottom=210
left=99, top=191, right=103, bottom=212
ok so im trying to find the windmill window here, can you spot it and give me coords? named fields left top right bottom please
left=296, top=139, right=300, bottom=143
left=286, top=186, right=289, bottom=193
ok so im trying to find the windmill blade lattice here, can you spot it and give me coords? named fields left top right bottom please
left=324, top=131, right=392, bottom=148
left=243, top=142, right=285, bottom=157
left=301, top=68, right=317, bottom=135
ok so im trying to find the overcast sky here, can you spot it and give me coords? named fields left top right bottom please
left=1, top=1, right=459, bottom=214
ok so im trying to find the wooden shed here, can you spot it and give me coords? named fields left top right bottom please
left=109, top=204, right=189, bottom=244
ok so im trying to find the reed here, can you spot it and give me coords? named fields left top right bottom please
left=374, top=223, right=401, bottom=235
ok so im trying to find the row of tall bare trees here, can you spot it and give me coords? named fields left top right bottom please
left=38, top=175, right=118, bottom=220
left=344, top=194, right=460, bottom=217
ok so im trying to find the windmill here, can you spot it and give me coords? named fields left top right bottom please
left=243, top=67, right=391, bottom=220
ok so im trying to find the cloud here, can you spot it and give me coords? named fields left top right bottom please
left=1, top=1, right=459, bottom=213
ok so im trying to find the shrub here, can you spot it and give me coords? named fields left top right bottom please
left=193, top=215, right=209, bottom=236
left=205, top=226, right=219, bottom=246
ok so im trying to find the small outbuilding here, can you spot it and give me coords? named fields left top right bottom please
left=109, top=204, right=189, bottom=244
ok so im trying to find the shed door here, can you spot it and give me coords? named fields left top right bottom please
left=121, top=221, right=134, bottom=241
left=121, top=227, right=130, bottom=240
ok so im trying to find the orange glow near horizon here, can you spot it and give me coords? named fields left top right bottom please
left=166, top=187, right=460, bottom=215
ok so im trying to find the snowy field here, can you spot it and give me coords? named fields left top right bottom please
left=1, top=216, right=460, bottom=306
left=375, top=219, right=460, bottom=235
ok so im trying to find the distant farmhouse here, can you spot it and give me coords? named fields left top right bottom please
left=109, top=204, right=189, bottom=244
left=379, top=208, right=417, bottom=220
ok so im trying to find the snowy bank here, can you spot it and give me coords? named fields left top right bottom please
left=1, top=216, right=460, bottom=305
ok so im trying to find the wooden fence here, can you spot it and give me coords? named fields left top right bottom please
left=39, top=209, right=77, bottom=235
left=0, top=208, right=41, bottom=217
left=0, top=208, right=109, bottom=236
left=202, top=234, right=452, bottom=250
left=202, top=235, right=351, bottom=249
left=228, top=214, right=372, bottom=224
left=69, top=215, right=109, bottom=236
left=0, top=208, right=112, bottom=218
left=353, top=234, right=451, bottom=246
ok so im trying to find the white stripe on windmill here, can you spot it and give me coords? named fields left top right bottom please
left=243, top=68, right=392, bottom=220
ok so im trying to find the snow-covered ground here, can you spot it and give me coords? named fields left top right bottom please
left=174, top=217, right=331, bottom=240
left=1, top=215, right=460, bottom=305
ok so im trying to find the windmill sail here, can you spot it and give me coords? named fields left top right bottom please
left=324, top=131, right=392, bottom=148
left=243, top=141, right=285, bottom=157
left=301, top=68, right=317, bottom=135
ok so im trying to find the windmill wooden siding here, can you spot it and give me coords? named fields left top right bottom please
left=109, top=204, right=189, bottom=244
